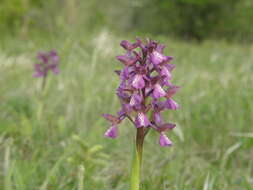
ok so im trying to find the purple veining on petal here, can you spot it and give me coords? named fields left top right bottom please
left=130, top=93, right=142, bottom=107
left=132, top=74, right=145, bottom=89
left=153, top=84, right=166, bottom=99
left=135, top=112, right=150, bottom=128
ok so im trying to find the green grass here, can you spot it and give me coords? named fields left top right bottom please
left=0, top=31, right=253, bottom=190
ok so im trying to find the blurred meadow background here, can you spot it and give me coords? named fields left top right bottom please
left=0, top=0, right=253, bottom=189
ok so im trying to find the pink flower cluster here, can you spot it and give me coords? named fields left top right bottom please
left=103, top=39, right=180, bottom=147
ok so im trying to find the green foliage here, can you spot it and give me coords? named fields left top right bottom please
left=0, top=0, right=44, bottom=31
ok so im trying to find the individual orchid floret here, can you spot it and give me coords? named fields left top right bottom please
left=165, top=98, right=180, bottom=110
left=103, top=114, right=123, bottom=139
left=150, top=51, right=173, bottom=65
left=152, top=83, right=166, bottom=99
left=120, top=40, right=140, bottom=51
left=132, top=74, right=145, bottom=89
left=33, top=50, right=60, bottom=78
left=117, top=52, right=138, bottom=66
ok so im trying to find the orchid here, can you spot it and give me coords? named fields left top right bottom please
left=33, top=50, right=59, bottom=90
left=33, top=50, right=60, bottom=78
left=102, top=38, right=180, bottom=190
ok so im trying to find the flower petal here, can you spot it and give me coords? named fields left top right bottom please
left=160, top=66, right=172, bottom=80
left=120, top=40, right=139, bottom=51
left=153, top=84, right=166, bottom=99
left=37, top=52, right=48, bottom=63
left=166, top=86, right=180, bottom=98
left=120, top=66, right=130, bottom=81
left=135, top=112, right=150, bottom=128
left=156, top=44, right=166, bottom=53
left=153, top=112, right=163, bottom=124
left=51, top=66, right=60, bottom=75
left=159, top=133, right=172, bottom=147
left=104, top=125, right=118, bottom=138
left=150, top=51, right=172, bottom=65
left=50, top=50, right=59, bottom=63
left=130, top=93, right=142, bottom=107
left=165, top=98, right=179, bottom=110
left=116, top=53, right=137, bottom=66
left=132, top=74, right=145, bottom=89
left=102, top=114, right=119, bottom=124
left=164, top=63, right=175, bottom=71
left=157, top=123, right=176, bottom=132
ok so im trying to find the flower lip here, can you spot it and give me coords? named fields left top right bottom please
left=164, top=98, right=179, bottom=110
left=130, top=93, right=142, bottom=107
left=104, top=125, right=118, bottom=138
left=152, top=83, right=166, bottom=99
left=159, top=133, right=172, bottom=147
left=135, top=112, right=150, bottom=128
left=132, top=74, right=145, bottom=89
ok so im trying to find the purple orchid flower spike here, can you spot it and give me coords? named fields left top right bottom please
left=102, top=38, right=181, bottom=189
left=33, top=50, right=60, bottom=91
left=103, top=38, right=180, bottom=144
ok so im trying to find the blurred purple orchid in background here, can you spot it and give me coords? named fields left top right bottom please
left=33, top=50, right=60, bottom=78
left=103, top=38, right=180, bottom=147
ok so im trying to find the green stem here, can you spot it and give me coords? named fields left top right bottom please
left=41, top=74, right=47, bottom=92
left=130, top=127, right=145, bottom=190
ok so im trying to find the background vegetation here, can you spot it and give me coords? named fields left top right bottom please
left=0, top=0, right=252, bottom=189
left=1, top=0, right=253, bottom=42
